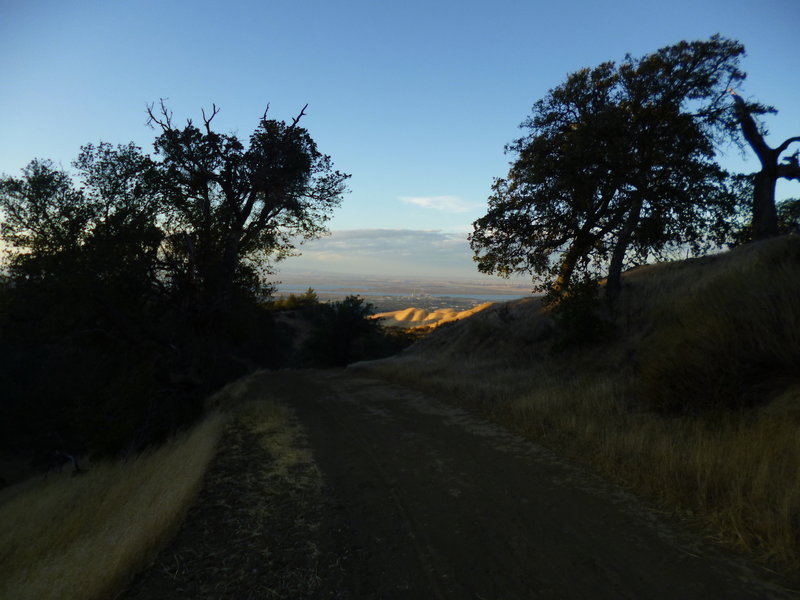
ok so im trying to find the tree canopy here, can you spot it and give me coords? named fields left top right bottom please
left=470, top=35, right=749, bottom=303
left=0, top=102, right=350, bottom=455
left=145, top=101, right=350, bottom=313
left=2, top=103, right=350, bottom=313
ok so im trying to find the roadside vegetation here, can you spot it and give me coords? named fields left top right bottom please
left=266, top=288, right=416, bottom=366
left=0, top=411, right=224, bottom=600
left=126, top=371, right=334, bottom=599
left=360, top=235, right=800, bottom=569
left=0, top=369, right=323, bottom=600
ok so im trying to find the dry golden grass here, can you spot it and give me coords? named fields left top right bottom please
left=0, top=412, right=225, bottom=600
left=124, top=371, right=328, bottom=599
left=206, top=370, right=321, bottom=486
left=360, top=235, right=800, bottom=570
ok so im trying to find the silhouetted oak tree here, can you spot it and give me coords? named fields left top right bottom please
left=470, top=36, right=747, bottom=303
left=0, top=103, right=349, bottom=454
left=2, top=104, right=349, bottom=312
left=1, top=104, right=350, bottom=356
left=730, top=91, right=800, bottom=240
left=146, top=101, right=350, bottom=315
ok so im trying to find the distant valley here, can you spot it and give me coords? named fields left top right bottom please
left=275, top=272, right=533, bottom=312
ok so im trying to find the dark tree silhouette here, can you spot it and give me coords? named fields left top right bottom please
left=471, top=36, right=748, bottom=304
left=730, top=91, right=800, bottom=240
left=304, top=296, right=380, bottom=366
left=146, top=101, right=350, bottom=316
left=0, top=103, right=349, bottom=455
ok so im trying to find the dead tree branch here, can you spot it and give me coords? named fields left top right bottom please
left=290, top=103, right=309, bottom=129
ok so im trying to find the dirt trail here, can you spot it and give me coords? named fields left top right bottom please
left=126, top=369, right=798, bottom=599
left=283, top=370, right=798, bottom=599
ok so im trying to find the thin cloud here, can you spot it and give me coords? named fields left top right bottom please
left=285, top=229, right=477, bottom=277
left=300, top=229, right=468, bottom=256
left=399, top=195, right=475, bottom=213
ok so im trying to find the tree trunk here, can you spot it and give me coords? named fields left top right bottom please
left=553, top=250, right=579, bottom=296
left=730, top=93, right=800, bottom=241
left=606, top=195, right=643, bottom=306
left=553, top=235, right=594, bottom=296
left=752, top=170, right=779, bottom=240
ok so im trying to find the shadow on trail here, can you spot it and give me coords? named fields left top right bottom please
left=283, top=369, right=797, bottom=600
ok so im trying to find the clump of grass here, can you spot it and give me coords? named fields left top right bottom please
left=0, top=411, right=225, bottom=600
left=359, top=235, right=800, bottom=570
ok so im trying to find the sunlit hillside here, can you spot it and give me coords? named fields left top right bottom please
left=369, top=302, right=494, bottom=329
left=359, top=235, right=800, bottom=570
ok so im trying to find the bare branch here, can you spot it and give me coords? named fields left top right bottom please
left=145, top=104, right=162, bottom=129
left=261, top=103, right=271, bottom=123
left=201, top=103, right=220, bottom=135
left=290, top=103, right=309, bottom=129
left=146, top=98, right=174, bottom=131
left=776, top=136, right=800, bottom=156
left=729, top=90, right=772, bottom=164
left=777, top=163, right=800, bottom=182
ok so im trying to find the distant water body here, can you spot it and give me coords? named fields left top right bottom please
left=275, top=284, right=528, bottom=303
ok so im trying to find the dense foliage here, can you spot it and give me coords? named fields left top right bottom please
left=268, top=292, right=417, bottom=367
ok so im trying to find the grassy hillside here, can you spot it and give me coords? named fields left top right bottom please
left=0, top=412, right=224, bottom=600
left=0, top=369, right=325, bottom=600
left=369, top=302, right=494, bottom=329
left=359, top=235, right=800, bottom=569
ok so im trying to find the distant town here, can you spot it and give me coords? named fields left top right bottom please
left=274, top=271, right=534, bottom=312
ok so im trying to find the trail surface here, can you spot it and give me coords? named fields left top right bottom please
left=127, top=369, right=798, bottom=599
left=285, top=370, right=797, bottom=599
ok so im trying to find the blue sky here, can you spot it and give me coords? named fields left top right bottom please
left=2, top=0, right=798, bottom=280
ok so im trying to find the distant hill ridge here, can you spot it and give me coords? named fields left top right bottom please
left=369, top=302, right=494, bottom=329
